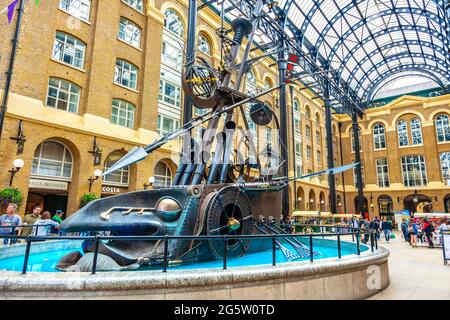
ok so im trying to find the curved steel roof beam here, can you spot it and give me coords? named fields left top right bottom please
left=369, top=72, right=442, bottom=100
left=338, top=39, right=448, bottom=79
left=353, top=52, right=449, bottom=93
left=364, top=64, right=448, bottom=100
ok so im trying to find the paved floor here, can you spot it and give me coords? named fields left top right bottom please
left=369, top=232, right=450, bottom=300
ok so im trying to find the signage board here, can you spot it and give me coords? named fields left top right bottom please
left=443, top=231, right=450, bottom=265
left=29, top=179, right=68, bottom=191
left=101, top=186, right=123, bottom=194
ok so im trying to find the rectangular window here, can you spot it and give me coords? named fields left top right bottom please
left=295, top=141, right=301, bottom=157
left=161, top=41, right=183, bottom=71
left=316, top=150, right=321, bottom=163
left=110, top=99, right=135, bottom=129
left=397, top=120, right=409, bottom=146
left=376, top=158, right=390, bottom=188
left=440, top=152, right=450, bottom=185
left=159, top=79, right=181, bottom=108
left=305, top=125, right=311, bottom=140
left=306, top=145, right=312, bottom=160
left=59, top=0, right=90, bottom=21
left=316, top=131, right=321, bottom=145
left=410, top=119, right=423, bottom=145
left=401, top=155, right=427, bottom=187
left=52, top=31, right=86, bottom=69
left=294, top=117, right=301, bottom=135
left=157, top=114, right=180, bottom=135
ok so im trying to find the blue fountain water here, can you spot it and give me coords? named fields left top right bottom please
left=0, top=240, right=367, bottom=272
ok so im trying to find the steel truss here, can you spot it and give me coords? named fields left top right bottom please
left=200, top=0, right=449, bottom=109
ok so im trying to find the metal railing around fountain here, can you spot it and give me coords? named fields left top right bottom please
left=0, top=226, right=379, bottom=275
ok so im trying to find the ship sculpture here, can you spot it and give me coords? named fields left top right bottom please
left=58, top=15, right=356, bottom=272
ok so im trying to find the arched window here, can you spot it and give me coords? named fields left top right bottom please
left=122, top=0, right=143, bottom=12
left=373, top=123, right=386, bottom=149
left=103, top=152, right=129, bottom=186
left=435, top=114, right=450, bottom=143
left=32, top=141, right=73, bottom=180
left=263, top=79, right=272, bottom=90
left=154, top=161, right=172, bottom=186
left=46, top=78, right=80, bottom=114
left=198, top=33, right=211, bottom=56
left=397, top=120, right=409, bottom=146
left=59, top=0, right=91, bottom=21
left=315, top=114, right=320, bottom=125
left=378, top=195, right=394, bottom=216
left=305, top=106, right=311, bottom=119
left=293, top=99, right=300, bottom=113
left=410, top=118, right=423, bottom=145
left=164, top=9, right=184, bottom=38
left=114, top=59, right=138, bottom=90
left=52, top=31, right=86, bottom=69
left=119, top=17, right=141, bottom=48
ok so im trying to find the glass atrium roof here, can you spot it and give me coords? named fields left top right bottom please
left=204, top=0, right=450, bottom=108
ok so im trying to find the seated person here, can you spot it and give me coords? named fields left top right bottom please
left=33, top=211, right=60, bottom=236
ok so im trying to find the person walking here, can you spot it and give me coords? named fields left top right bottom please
left=0, top=203, right=22, bottom=245
left=401, top=218, right=410, bottom=242
left=381, top=217, right=393, bottom=243
left=423, top=218, right=435, bottom=248
left=22, top=206, right=42, bottom=236
left=408, top=220, right=418, bottom=247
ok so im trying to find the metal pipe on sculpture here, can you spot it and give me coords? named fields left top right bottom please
left=219, top=1, right=263, bottom=182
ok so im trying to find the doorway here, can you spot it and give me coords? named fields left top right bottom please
left=26, top=191, right=68, bottom=218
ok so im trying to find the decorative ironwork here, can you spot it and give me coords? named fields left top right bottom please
left=88, top=136, right=102, bottom=166
left=9, top=120, right=26, bottom=155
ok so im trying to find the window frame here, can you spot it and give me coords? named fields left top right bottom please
left=410, top=118, right=423, bottom=145
left=401, top=155, right=428, bottom=187
left=154, top=161, right=173, bottom=186
left=436, top=114, right=450, bottom=143
left=373, top=123, right=386, bottom=150
left=46, top=77, right=81, bottom=114
left=121, top=0, right=143, bottom=13
left=31, top=140, right=73, bottom=181
left=59, top=0, right=91, bottom=22
left=52, top=31, right=86, bottom=69
left=164, top=9, right=184, bottom=38
left=198, top=33, right=212, bottom=56
left=440, top=152, right=450, bottom=185
left=110, top=99, right=136, bottom=129
left=397, top=120, right=409, bottom=147
left=103, top=151, right=130, bottom=187
left=118, top=17, right=142, bottom=49
left=376, top=158, right=390, bottom=188
left=114, top=59, right=138, bottom=90
left=158, top=78, right=182, bottom=108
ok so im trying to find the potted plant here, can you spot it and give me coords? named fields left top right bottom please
left=0, top=187, right=23, bottom=209
left=80, top=193, right=99, bottom=208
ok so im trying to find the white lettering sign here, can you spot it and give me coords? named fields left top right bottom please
left=101, top=186, right=121, bottom=194
left=29, top=179, right=68, bottom=191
